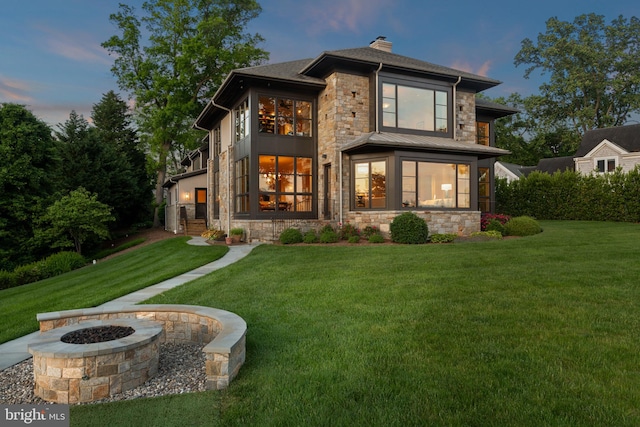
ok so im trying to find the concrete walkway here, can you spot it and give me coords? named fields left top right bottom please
left=0, top=237, right=260, bottom=371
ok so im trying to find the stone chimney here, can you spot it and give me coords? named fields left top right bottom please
left=369, top=36, right=392, bottom=52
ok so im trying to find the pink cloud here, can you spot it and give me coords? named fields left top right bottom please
left=0, top=76, right=34, bottom=103
left=294, top=0, right=392, bottom=36
left=34, top=24, right=111, bottom=65
left=450, top=59, right=492, bottom=77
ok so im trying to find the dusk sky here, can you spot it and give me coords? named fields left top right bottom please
left=1, top=0, right=638, bottom=126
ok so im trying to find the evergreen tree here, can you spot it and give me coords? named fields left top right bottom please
left=91, top=91, right=153, bottom=228
left=0, top=104, right=60, bottom=270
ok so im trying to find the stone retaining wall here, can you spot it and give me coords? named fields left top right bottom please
left=37, top=304, right=247, bottom=391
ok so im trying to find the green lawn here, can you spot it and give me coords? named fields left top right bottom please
left=0, top=237, right=228, bottom=343
left=10, top=221, right=640, bottom=426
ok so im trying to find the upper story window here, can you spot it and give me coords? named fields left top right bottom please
left=596, top=158, right=616, bottom=173
left=476, top=122, right=490, bottom=146
left=382, top=82, right=449, bottom=134
left=234, top=99, right=249, bottom=143
left=258, top=96, right=312, bottom=137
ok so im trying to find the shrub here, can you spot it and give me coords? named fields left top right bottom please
left=201, top=229, right=225, bottom=241
left=42, top=251, right=86, bottom=277
left=303, top=230, right=319, bottom=244
left=430, top=233, right=457, bottom=243
left=504, top=216, right=542, bottom=236
left=470, top=230, right=503, bottom=240
left=390, top=212, right=429, bottom=244
left=484, top=219, right=505, bottom=235
left=13, top=261, right=46, bottom=286
left=319, top=229, right=339, bottom=243
left=279, top=228, right=303, bottom=244
left=347, top=235, right=360, bottom=243
left=339, top=223, right=360, bottom=240
left=481, top=213, right=510, bottom=231
left=368, top=234, right=385, bottom=244
left=319, top=224, right=335, bottom=234
left=362, top=225, right=380, bottom=238
left=0, top=270, right=16, bottom=290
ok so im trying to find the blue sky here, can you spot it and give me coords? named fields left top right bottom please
left=1, top=0, right=638, bottom=126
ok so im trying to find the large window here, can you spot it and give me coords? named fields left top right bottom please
left=258, top=96, right=312, bottom=137
left=235, top=99, right=249, bottom=143
left=382, top=83, right=448, bottom=133
left=354, top=161, right=386, bottom=209
left=402, top=161, right=470, bottom=209
left=235, top=157, right=249, bottom=213
left=258, top=155, right=313, bottom=212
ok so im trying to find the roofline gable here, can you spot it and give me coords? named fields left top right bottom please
left=582, top=139, right=629, bottom=158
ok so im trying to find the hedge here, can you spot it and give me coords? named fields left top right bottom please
left=496, top=167, right=640, bottom=222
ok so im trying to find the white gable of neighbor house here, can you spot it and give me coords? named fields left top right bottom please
left=574, top=139, right=638, bottom=174
left=494, top=161, right=521, bottom=182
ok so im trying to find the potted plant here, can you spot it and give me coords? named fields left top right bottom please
left=229, top=227, right=244, bottom=243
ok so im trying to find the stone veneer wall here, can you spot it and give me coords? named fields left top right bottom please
left=37, top=304, right=246, bottom=392
left=456, top=91, right=477, bottom=142
left=344, top=210, right=481, bottom=237
left=30, top=319, right=162, bottom=404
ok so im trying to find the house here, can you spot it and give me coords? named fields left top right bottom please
left=573, top=124, right=640, bottom=174
left=504, top=124, right=640, bottom=179
left=168, top=37, right=515, bottom=240
left=163, top=141, right=209, bottom=234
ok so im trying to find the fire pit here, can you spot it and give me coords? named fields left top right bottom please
left=28, top=318, right=163, bottom=404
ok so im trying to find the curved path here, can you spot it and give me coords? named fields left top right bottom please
left=0, top=238, right=259, bottom=370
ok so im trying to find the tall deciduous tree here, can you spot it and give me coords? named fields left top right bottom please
left=0, top=104, right=60, bottom=270
left=102, top=0, right=269, bottom=226
left=515, top=13, right=640, bottom=135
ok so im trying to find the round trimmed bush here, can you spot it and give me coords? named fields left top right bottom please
left=390, top=212, right=429, bottom=244
left=279, top=228, right=303, bottom=244
left=42, top=251, right=86, bottom=277
left=319, top=229, right=339, bottom=243
left=485, top=219, right=505, bottom=235
left=303, top=230, right=319, bottom=244
left=503, top=216, right=542, bottom=236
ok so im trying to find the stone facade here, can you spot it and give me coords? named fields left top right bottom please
left=30, top=319, right=162, bottom=404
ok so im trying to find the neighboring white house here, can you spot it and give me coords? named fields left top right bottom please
left=501, top=124, right=640, bottom=179
left=573, top=124, right=640, bottom=174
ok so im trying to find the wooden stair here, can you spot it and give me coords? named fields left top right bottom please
left=182, top=218, right=207, bottom=236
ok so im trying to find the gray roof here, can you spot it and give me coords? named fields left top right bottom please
left=528, top=156, right=575, bottom=175
left=575, top=124, right=640, bottom=156
left=497, top=161, right=528, bottom=178
left=476, top=98, right=520, bottom=118
left=342, top=132, right=509, bottom=159
left=302, top=47, right=501, bottom=91
left=230, top=59, right=326, bottom=86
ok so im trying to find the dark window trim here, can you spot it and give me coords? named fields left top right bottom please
left=378, top=75, right=453, bottom=138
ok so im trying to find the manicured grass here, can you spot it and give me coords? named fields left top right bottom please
left=0, top=237, right=228, bottom=343
left=66, top=221, right=640, bottom=426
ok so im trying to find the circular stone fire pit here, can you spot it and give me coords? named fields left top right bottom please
left=28, top=318, right=163, bottom=404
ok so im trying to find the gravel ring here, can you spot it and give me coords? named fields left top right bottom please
left=0, top=343, right=206, bottom=405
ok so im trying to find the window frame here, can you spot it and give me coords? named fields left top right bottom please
left=400, top=159, right=471, bottom=210
left=379, top=76, right=453, bottom=138
left=258, top=155, right=313, bottom=214
left=352, top=159, right=387, bottom=210
left=234, top=98, right=250, bottom=143
left=258, top=95, right=313, bottom=138
left=595, top=157, right=617, bottom=173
